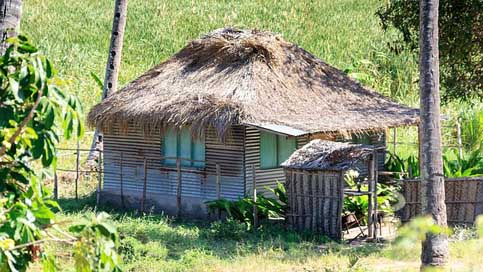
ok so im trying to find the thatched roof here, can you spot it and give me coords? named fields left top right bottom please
left=88, top=27, right=419, bottom=137
left=281, top=140, right=374, bottom=171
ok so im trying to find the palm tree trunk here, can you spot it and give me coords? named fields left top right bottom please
left=419, top=0, right=449, bottom=267
left=87, top=0, right=128, bottom=162
left=0, top=0, right=22, bottom=54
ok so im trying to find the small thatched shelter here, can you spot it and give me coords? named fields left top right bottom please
left=281, top=140, right=379, bottom=240
left=88, top=28, right=418, bottom=217
left=281, top=140, right=375, bottom=171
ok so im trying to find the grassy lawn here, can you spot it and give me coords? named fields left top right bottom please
left=38, top=178, right=483, bottom=272
left=48, top=203, right=483, bottom=272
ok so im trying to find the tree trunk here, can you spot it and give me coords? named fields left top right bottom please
left=0, top=0, right=22, bottom=54
left=419, top=0, right=449, bottom=267
left=87, top=0, right=128, bottom=162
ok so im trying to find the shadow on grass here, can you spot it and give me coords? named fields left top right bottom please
left=55, top=193, right=384, bottom=263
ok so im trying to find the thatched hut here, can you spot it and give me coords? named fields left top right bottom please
left=88, top=28, right=418, bottom=217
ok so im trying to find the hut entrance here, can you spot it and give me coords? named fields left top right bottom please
left=281, top=140, right=379, bottom=241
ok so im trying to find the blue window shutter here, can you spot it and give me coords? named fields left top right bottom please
left=179, top=127, right=192, bottom=167
left=192, top=134, right=205, bottom=168
left=163, top=127, right=177, bottom=166
left=260, top=131, right=277, bottom=169
left=277, top=135, right=296, bottom=165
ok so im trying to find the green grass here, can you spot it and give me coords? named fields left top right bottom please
left=45, top=199, right=483, bottom=271
left=39, top=179, right=482, bottom=272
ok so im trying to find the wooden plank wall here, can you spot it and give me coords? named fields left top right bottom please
left=285, top=169, right=344, bottom=240
left=103, top=123, right=245, bottom=201
left=400, top=177, right=483, bottom=224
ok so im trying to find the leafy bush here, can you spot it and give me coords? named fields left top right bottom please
left=205, top=182, right=287, bottom=228
left=342, top=171, right=397, bottom=223
left=385, top=152, right=419, bottom=179
left=0, top=36, right=121, bottom=271
left=443, top=149, right=483, bottom=178
left=385, top=150, right=483, bottom=179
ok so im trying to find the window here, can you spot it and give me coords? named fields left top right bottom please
left=352, top=133, right=371, bottom=145
left=162, top=127, right=205, bottom=168
left=260, top=131, right=296, bottom=169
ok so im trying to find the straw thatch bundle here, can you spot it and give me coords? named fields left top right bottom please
left=88, top=28, right=419, bottom=138
left=281, top=140, right=374, bottom=171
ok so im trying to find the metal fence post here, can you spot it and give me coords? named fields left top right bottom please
left=140, top=158, right=147, bottom=212
left=216, top=163, right=221, bottom=219
left=96, top=149, right=102, bottom=206
left=53, top=170, right=58, bottom=200
left=75, top=140, right=80, bottom=200
left=176, top=158, right=182, bottom=218
left=456, top=118, right=463, bottom=158
left=120, top=152, right=124, bottom=208
left=252, top=164, right=258, bottom=229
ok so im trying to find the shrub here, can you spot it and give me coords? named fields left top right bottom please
left=205, top=182, right=287, bottom=228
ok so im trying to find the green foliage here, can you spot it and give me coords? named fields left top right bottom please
left=377, top=0, right=482, bottom=103
left=443, top=150, right=483, bottom=178
left=342, top=172, right=397, bottom=222
left=205, top=182, right=287, bottom=228
left=0, top=37, right=120, bottom=271
left=458, top=110, right=483, bottom=152
left=385, top=150, right=483, bottom=179
left=69, top=213, right=122, bottom=272
left=385, top=152, right=419, bottom=179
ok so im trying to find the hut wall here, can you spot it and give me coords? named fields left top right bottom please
left=285, top=169, right=344, bottom=240
left=244, top=127, right=308, bottom=194
left=101, top=123, right=245, bottom=217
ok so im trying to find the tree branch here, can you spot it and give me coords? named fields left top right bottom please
left=0, top=89, right=43, bottom=158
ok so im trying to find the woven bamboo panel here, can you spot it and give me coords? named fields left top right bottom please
left=285, top=169, right=344, bottom=240
left=400, top=177, right=483, bottom=224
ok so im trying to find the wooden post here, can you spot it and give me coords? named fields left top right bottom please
left=53, top=170, right=58, bottom=200
left=252, top=164, right=258, bottom=229
left=393, top=128, right=397, bottom=154
left=120, top=152, right=124, bottom=208
left=176, top=159, right=182, bottom=218
left=373, top=151, right=378, bottom=240
left=75, top=140, right=80, bottom=200
left=456, top=118, right=463, bottom=158
left=216, top=163, right=221, bottom=219
left=140, top=158, right=147, bottom=212
left=418, top=124, right=423, bottom=177
left=367, top=154, right=375, bottom=238
left=96, top=149, right=102, bottom=206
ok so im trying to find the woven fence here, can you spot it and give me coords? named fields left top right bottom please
left=284, top=169, right=344, bottom=240
left=400, top=177, right=483, bottom=225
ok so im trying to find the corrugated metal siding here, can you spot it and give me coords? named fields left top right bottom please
left=244, top=127, right=308, bottom=194
left=102, top=124, right=245, bottom=201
